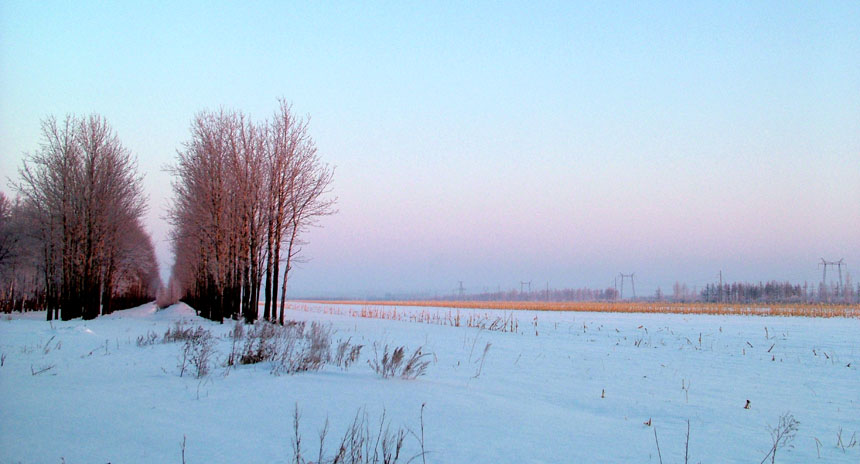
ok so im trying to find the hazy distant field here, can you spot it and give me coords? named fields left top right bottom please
left=301, top=299, right=860, bottom=318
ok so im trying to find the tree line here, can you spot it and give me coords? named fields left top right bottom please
left=459, top=287, right=619, bottom=302
left=164, top=101, right=335, bottom=324
left=1, top=115, right=160, bottom=319
left=2, top=102, right=334, bottom=322
left=697, top=280, right=856, bottom=304
left=435, top=279, right=857, bottom=304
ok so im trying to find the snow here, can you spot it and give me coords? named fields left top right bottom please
left=1, top=302, right=858, bottom=463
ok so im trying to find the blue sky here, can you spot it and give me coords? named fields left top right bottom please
left=2, top=1, right=859, bottom=297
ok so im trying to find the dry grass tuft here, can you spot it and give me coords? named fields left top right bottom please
left=290, top=404, right=426, bottom=464
left=368, top=343, right=431, bottom=380
left=222, top=320, right=362, bottom=375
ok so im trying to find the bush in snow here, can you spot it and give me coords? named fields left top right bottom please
left=239, top=322, right=284, bottom=365
left=225, top=320, right=245, bottom=367
left=761, top=412, right=799, bottom=464
left=271, top=322, right=334, bottom=375
left=163, top=320, right=203, bottom=343
left=178, top=327, right=213, bottom=378
left=224, top=320, right=362, bottom=375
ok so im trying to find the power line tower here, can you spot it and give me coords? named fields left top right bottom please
left=836, top=259, right=845, bottom=296
left=618, top=273, right=636, bottom=300
left=456, top=281, right=465, bottom=300
left=520, top=281, right=532, bottom=295
left=819, top=258, right=846, bottom=297
left=719, top=270, right=723, bottom=303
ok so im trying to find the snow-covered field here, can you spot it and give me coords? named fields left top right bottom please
left=1, top=302, right=858, bottom=463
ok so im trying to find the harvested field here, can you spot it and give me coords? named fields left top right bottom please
left=298, top=300, right=860, bottom=318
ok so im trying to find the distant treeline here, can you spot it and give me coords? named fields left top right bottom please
left=697, top=280, right=856, bottom=304
left=0, top=115, right=160, bottom=319
left=461, top=287, right=620, bottom=302
left=435, top=280, right=856, bottom=304
left=163, top=101, right=334, bottom=324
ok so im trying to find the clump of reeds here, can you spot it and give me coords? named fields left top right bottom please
left=368, top=343, right=431, bottom=380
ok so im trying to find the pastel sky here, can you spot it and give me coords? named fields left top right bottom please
left=2, top=2, right=858, bottom=297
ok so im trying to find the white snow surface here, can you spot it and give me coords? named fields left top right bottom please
left=1, top=302, right=858, bottom=463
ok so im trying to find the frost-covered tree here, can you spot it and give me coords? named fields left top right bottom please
left=10, top=114, right=158, bottom=320
left=168, top=102, right=334, bottom=324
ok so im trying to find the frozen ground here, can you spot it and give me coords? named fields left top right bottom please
left=1, top=302, right=858, bottom=463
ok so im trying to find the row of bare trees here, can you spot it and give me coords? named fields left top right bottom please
left=166, top=101, right=335, bottom=323
left=462, top=287, right=619, bottom=302
left=698, top=280, right=857, bottom=304
left=1, top=115, right=160, bottom=319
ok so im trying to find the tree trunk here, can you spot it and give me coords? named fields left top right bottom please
left=278, top=226, right=298, bottom=325
left=271, top=222, right=281, bottom=324
left=263, top=213, right=273, bottom=321
left=101, top=249, right=114, bottom=315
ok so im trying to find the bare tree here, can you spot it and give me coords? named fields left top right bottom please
left=10, top=114, right=156, bottom=319
left=275, top=106, right=335, bottom=324
left=168, top=101, right=335, bottom=324
left=0, top=193, right=18, bottom=273
left=169, top=110, right=268, bottom=322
